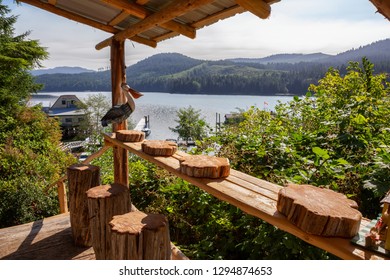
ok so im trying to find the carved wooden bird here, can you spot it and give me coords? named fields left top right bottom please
left=101, top=84, right=143, bottom=127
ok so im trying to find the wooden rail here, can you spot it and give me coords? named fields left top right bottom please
left=47, top=145, right=112, bottom=213
left=103, top=132, right=388, bottom=260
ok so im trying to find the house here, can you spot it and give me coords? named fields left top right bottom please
left=47, top=95, right=86, bottom=139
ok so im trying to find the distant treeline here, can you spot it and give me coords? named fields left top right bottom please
left=35, top=40, right=390, bottom=95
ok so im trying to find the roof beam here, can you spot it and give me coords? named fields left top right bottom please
left=153, top=5, right=245, bottom=43
left=101, top=0, right=196, bottom=39
left=109, top=10, right=130, bottom=26
left=135, top=0, right=150, bottom=5
left=235, top=0, right=271, bottom=19
left=18, top=0, right=156, bottom=48
left=191, top=5, right=245, bottom=29
left=96, top=0, right=215, bottom=50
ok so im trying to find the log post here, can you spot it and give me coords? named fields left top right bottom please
left=86, top=184, right=131, bottom=260
left=111, top=38, right=129, bottom=187
left=108, top=211, right=171, bottom=260
left=57, top=180, right=68, bottom=213
left=67, top=164, right=100, bottom=246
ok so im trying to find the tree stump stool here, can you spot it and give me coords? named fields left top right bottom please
left=86, top=183, right=131, bottom=260
left=109, top=211, right=171, bottom=260
left=277, top=184, right=362, bottom=237
left=67, top=164, right=100, bottom=246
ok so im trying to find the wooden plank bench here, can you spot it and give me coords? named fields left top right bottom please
left=104, top=132, right=388, bottom=260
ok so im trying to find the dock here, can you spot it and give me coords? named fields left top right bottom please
left=134, top=115, right=151, bottom=137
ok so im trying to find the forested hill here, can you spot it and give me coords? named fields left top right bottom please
left=35, top=39, right=390, bottom=95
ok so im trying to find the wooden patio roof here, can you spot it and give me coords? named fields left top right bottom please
left=17, top=0, right=280, bottom=50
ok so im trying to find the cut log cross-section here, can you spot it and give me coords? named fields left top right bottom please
left=67, top=164, right=101, bottom=246
left=109, top=211, right=171, bottom=260
left=179, top=155, right=230, bottom=178
left=86, top=184, right=131, bottom=260
left=277, top=184, right=362, bottom=238
left=141, top=140, right=177, bottom=156
left=116, top=130, right=145, bottom=142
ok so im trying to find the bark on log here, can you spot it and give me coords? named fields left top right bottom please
left=179, top=155, right=230, bottom=178
left=277, top=184, right=362, bottom=237
left=141, top=140, right=177, bottom=156
left=86, top=183, right=131, bottom=259
left=109, top=211, right=170, bottom=259
left=116, top=130, right=145, bottom=142
left=67, top=164, right=100, bottom=246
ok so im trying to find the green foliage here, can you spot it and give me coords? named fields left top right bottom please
left=0, top=2, right=48, bottom=108
left=77, top=93, right=111, bottom=145
left=86, top=58, right=390, bottom=260
left=169, top=106, right=211, bottom=142
left=0, top=106, right=75, bottom=227
left=0, top=2, right=75, bottom=228
left=213, top=58, right=390, bottom=218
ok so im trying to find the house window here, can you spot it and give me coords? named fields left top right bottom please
left=65, top=118, right=72, bottom=123
left=62, top=100, right=66, bottom=105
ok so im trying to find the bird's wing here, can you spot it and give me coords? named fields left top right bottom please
left=101, top=105, right=125, bottom=122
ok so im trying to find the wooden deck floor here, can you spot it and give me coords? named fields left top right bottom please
left=0, top=213, right=94, bottom=260
left=0, top=213, right=188, bottom=260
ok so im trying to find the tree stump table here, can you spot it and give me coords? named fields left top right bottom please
left=67, top=164, right=100, bottom=246
left=179, top=155, right=230, bottom=178
left=108, top=211, right=171, bottom=260
left=141, top=140, right=177, bottom=156
left=86, top=183, right=131, bottom=259
left=116, top=130, right=145, bottom=142
left=277, top=184, right=362, bottom=237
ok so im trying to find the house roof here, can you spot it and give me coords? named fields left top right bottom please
left=18, top=0, right=280, bottom=50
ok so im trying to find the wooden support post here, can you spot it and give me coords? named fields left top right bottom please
left=86, top=184, right=131, bottom=260
left=67, top=164, right=100, bottom=246
left=108, top=211, right=171, bottom=260
left=111, top=39, right=129, bottom=187
left=57, top=180, right=68, bottom=213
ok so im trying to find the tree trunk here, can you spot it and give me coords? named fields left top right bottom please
left=67, top=164, right=100, bottom=246
left=86, top=183, right=131, bottom=259
left=109, top=211, right=171, bottom=259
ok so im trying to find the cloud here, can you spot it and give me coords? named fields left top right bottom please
left=7, top=0, right=390, bottom=69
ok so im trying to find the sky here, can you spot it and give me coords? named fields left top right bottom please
left=4, top=0, right=390, bottom=70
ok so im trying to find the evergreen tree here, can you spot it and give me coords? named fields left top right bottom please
left=0, top=1, right=75, bottom=227
left=169, top=106, right=210, bottom=143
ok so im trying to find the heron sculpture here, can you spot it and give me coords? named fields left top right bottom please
left=101, top=83, right=143, bottom=127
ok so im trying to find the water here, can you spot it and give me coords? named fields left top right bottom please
left=30, top=91, right=294, bottom=140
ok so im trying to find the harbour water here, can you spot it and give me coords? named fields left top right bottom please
left=30, top=91, right=294, bottom=140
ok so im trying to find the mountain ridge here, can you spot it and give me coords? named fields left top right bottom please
left=34, top=39, right=390, bottom=95
left=31, top=66, right=95, bottom=76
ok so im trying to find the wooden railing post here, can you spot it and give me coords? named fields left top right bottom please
left=57, top=180, right=68, bottom=213
left=110, top=38, right=129, bottom=187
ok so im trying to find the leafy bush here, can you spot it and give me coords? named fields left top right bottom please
left=0, top=3, right=75, bottom=228
left=0, top=106, right=75, bottom=227
left=93, top=58, right=388, bottom=259
left=213, top=58, right=390, bottom=218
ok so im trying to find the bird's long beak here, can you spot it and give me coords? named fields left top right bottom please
left=121, top=84, right=143, bottom=99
